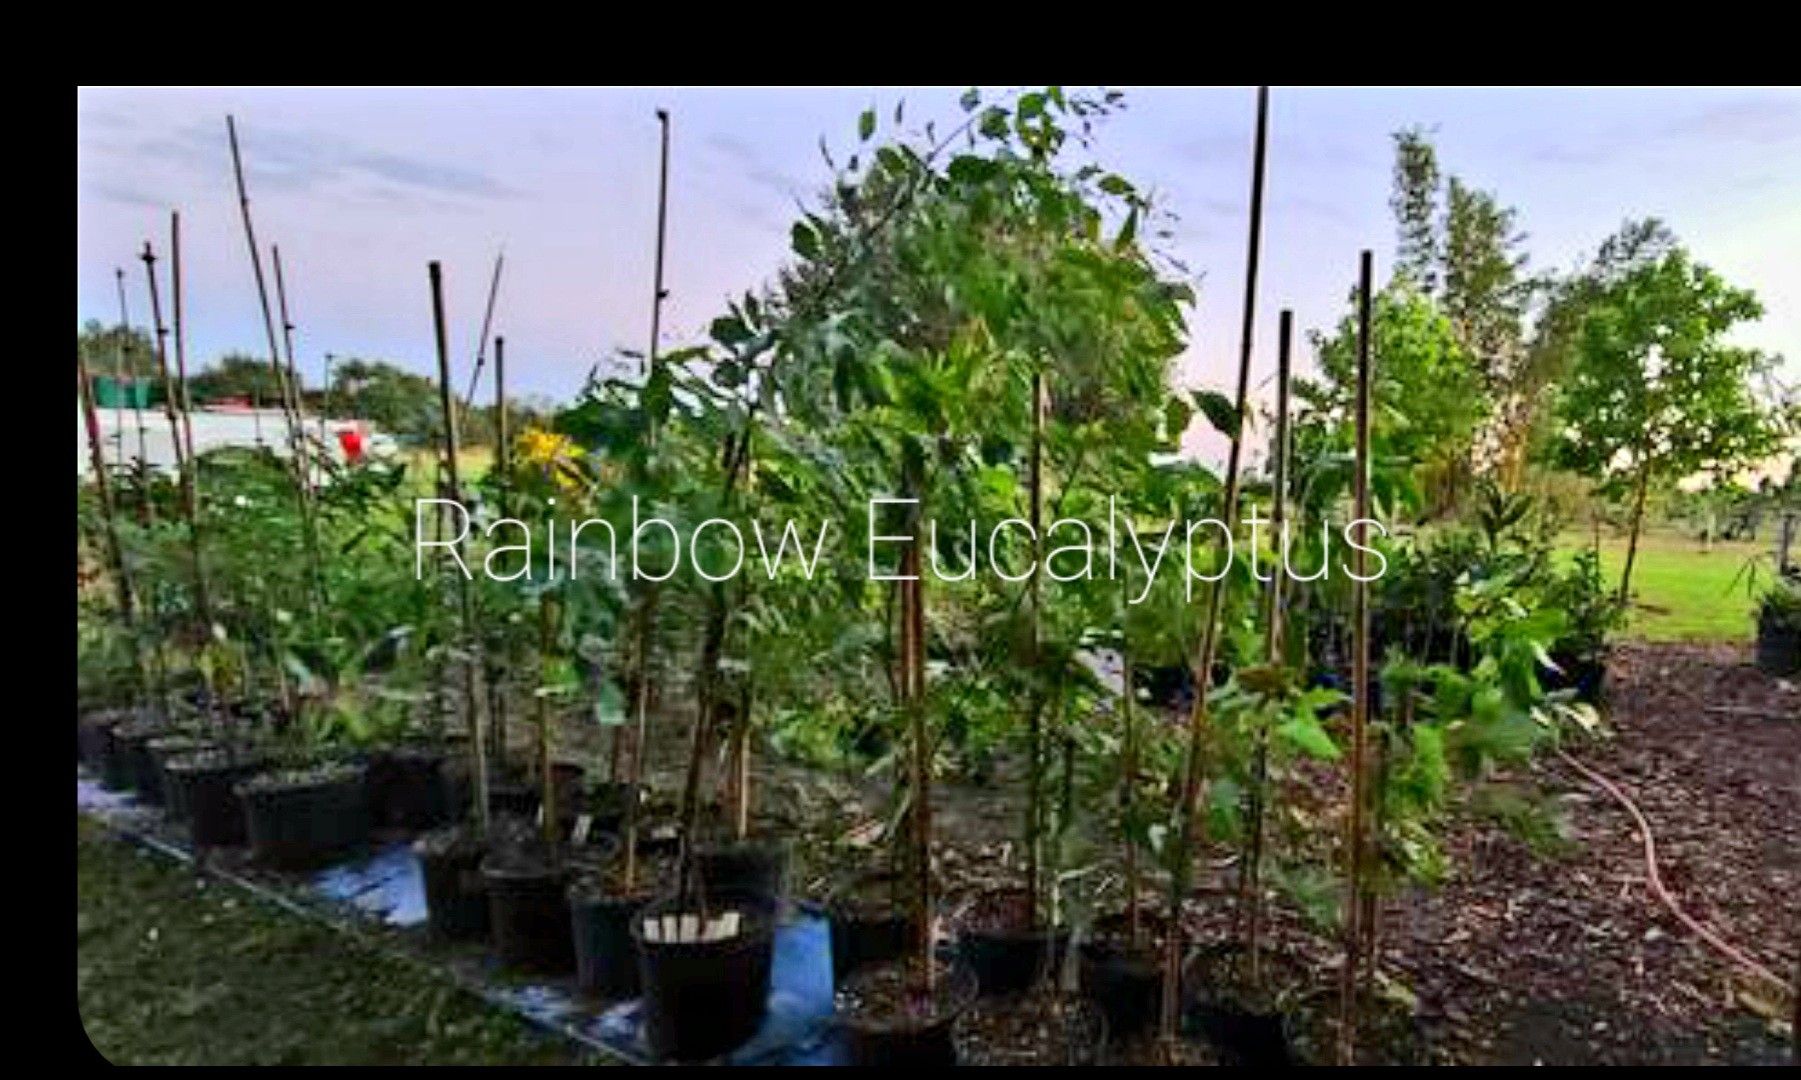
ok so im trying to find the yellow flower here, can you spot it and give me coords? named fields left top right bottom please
left=512, top=426, right=586, bottom=498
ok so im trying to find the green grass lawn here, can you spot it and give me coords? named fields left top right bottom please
left=1562, top=529, right=1766, bottom=644
left=76, top=818, right=583, bottom=1065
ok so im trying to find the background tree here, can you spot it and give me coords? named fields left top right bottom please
left=77, top=319, right=158, bottom=379
left=1548, top=233, right=1792, bottom=603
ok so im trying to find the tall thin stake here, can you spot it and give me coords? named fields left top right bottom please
left=1025, top=368, right=1046, bottom=929
left=271, top=244, right=328, bottom=609
left=227, top=116, right=322, bottom=613
left=461, top=250, right=507, bottom=411
left=78, top=349, right=144, bottom=691
left=1338, top=250, right=1376, bottom=1065
left=430, top=261, right=490, bottom=838
left=1241, top=308, right=1293, bottom=986
left=490, top=335, right=511, bottom=775
left=142, top=241, right=211, bottom=629
left=1161, top=84, right=1270, bottom=1045
left=115, top=269, right=151, bottom=522
left=646, top=109, right=671, bottom=378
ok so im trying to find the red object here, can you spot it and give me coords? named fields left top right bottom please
left=337, top=428, right=364, bottom=464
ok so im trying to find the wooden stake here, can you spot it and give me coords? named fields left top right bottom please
left=142, top=241, right=211, bottom=631
left=77, top=349, right=144, bottom=691
left=1241, top=308, right=1293, bottom=986
left=429, top=261, right=490, bottom=838
left=1026, top=368, right=1045, bottom=929
left=1338, top=250, right=1376, bottom=1065
left=1160, top=84, right=1270, bottom=1044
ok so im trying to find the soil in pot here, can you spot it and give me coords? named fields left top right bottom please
left=954, top=990, right=1108, bottom=1066
left=956, top=887, right=1070, bottom=997
left=1078, top=908, right=1171, bottom=1041
left=632, top=894, right=777, bottom=1062
left=482, top=843, right=576, bottom=975
left=236, top=762, right=371, bottom=870
left=826, top=870, right=910, bottom=986
left=835, top=959, right=977, bottom=1067
left=415, top=824, right=491, bottom=942
left=165, top=749, right=266, bottom=847
left=692, top=835, right=790, bottom=905
left=366, top=745, right=450, bottom=832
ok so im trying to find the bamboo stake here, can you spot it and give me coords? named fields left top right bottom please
left=491, top=335, right=511, bottom=777
left=1338, top=249, right=1376, bottom=1066
left=430, top=261, right=490, bottom=838
left=270, top=244, right=313, bottom=487
left=142, top=241, right=212, bottom=633
left=78, top=349, right=144, bottom=693
left=626, top=109, right=675, bottom=894
left=1160, top=84, right=1270, bottom=1046
left=1121, top=570, right=1141, bottom=951
left=115, top=269, right=152, bottom=525
left=904, top=504, right=934, bottom=992
left=460, top=250, right=506, bottom=412
left=1241, top=308, right=1293, bottom=986
left=1026, top=368, right=1045, bottom=929
left=226, top=116, right=323, bottom=615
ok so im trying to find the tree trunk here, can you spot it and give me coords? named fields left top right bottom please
left=1617, top=456, right=1654, bottom=607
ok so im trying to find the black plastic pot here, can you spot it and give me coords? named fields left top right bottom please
left=826, top=871, right=909, bottom=985
left=110, top=718, right=167, bottom=798
left=633, top=895, right=777, bottom=1062
left=78, top=709, right=128, bottom=767
left=569, top=882, right=649, bottom=1000
left=165, top=752, right=264, bottom=847
left=837, top=960, right=977, bottom=1067
left=487, top=779, right=539, bottom=819
left=415, top=826, right=490, bottom=942
left=1756, top=618, right=1800, bottom=676
left=366, top=746, right=450, bottom=831
left=693, top=837, right=790, bottom=905
left=236, top=765, right=371, bottom=870
left=1182, top=943, right=1294, bottom=1067
left=147, top=735, right=214, bottom=815
left=1079, top=938, right=1163, bottom=1040
left=956, top=889, right=1069, bottom=997
left=482, top=848, right=575, bottom=975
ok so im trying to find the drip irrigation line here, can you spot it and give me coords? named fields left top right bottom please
left=1553, top=749, right=1788, bottom=996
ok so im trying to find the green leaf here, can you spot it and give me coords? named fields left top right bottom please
left=1191, top=390, right=1241, bottom=436
left=858, top=108, right=875, bottom=142
left=1277, top=713, right=1341, bottom=760
left=791, top=221, right=821, bottom=261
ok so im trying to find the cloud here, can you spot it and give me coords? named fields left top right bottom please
left=96, top=117, right=522, bottom=203
left=703, top=132, right=809, bottom=203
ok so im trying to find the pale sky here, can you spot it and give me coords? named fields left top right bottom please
left=76, top=86, right=1801, bottom=460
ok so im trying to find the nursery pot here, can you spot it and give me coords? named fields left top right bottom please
left=482, top=847, right=576, bottom=975
left=236, top=764, right=371, bottom=870
left=826, top=871, right=910, bottom=985
left=1182, top=942, right=1293, bottom=1067
left=366, top=746, right=450, bottom=831
left=836, top=960, right=977, bottom=1067
left=632, top=894, right=777, bottom=1062
left=693, top=836, right=790, bottom=905
left=956, top=888, right=1070, bottom=997
left=165, top=752, right=265, bottom=848
left=147, top=735, right=215, bottom=816
left=1078, top=916, right=1168, bottom=1040
left=109, top=717, right=167, bottom=797
left=1756, top=617, right=1801, bottom=677
left=569, top=876, right=648, bottom=1001
left=415, top=826, right=490, bottom=942
left=78, top=709, right=129, bottom=767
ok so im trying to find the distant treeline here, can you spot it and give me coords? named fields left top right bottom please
left=75, top=321, right=553, bottom=446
